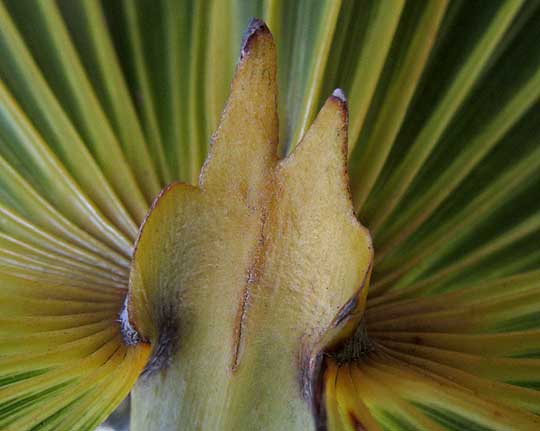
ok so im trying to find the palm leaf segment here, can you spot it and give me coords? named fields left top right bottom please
left=0, top=0, right=538, bottom=430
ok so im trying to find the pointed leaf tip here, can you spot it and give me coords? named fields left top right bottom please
left=329, top=89, right=348, bottom=125
left=201, top=17, right=277, bottom=197
left=332, top=88, right=347, bottom=103
left=241, top=18, right=271, bottom=58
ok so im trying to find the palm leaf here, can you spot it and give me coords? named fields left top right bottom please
left=0, top=0, right=538, bottom=430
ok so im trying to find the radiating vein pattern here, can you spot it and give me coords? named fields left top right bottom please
left=0, top=0, right=538, bottom=430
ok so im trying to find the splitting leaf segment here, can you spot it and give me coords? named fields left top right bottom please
left=127, top=20, right=372, bottom=431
